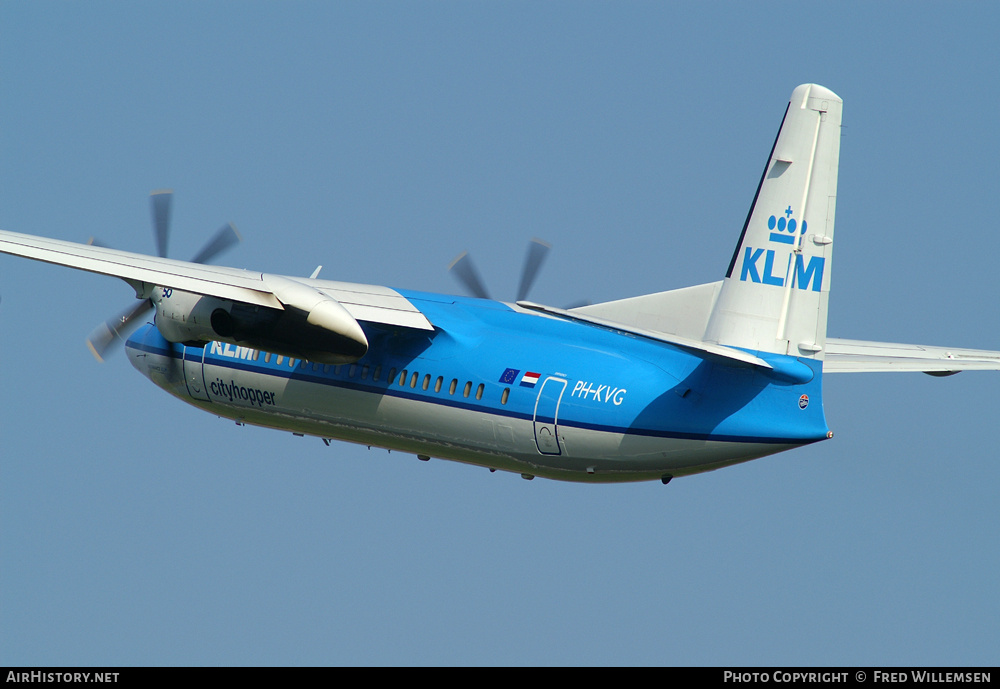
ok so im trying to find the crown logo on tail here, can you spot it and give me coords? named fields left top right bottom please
left=768, top=206, right=806, bottom=245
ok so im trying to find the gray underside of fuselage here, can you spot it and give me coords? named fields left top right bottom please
left=133, top=347, right=800, bottom=483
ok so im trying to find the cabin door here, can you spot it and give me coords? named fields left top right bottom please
left=182, top=344, right=211, bottom=402
left=533, top=377, right=567, bottom=455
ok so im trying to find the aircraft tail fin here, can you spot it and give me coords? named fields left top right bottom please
left=704, top=84, right=842, bottom=359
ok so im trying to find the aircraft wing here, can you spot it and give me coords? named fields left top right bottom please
left=0, top=229, right=433, bottom=330
left=823, top=338, right=1000, bottom=374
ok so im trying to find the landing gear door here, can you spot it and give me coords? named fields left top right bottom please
left=183, top=344, right=210, bottom=402
left=533, top=377, right=567, bottom=455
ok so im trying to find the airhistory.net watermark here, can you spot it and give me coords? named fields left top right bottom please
left=5, top=672, right=119, bottom=683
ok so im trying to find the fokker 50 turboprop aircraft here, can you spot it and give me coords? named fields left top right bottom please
left=3, top=84, right=999, bottom=484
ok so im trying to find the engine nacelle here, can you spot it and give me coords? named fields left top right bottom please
left=150, top=279, right=369, bottom=364
left=151, top=287, right=227, bottom=343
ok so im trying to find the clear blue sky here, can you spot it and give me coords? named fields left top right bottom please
left=2, top=1, right=998, bottom=666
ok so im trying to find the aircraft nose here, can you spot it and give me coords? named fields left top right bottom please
left=124, top=322, right=174, bottom=376
left=124, top=323, right=151, bottom=375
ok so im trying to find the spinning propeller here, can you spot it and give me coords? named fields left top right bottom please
left=85, top=190, right=241, bottom=361
left=448, top=238, right=551, bottom=302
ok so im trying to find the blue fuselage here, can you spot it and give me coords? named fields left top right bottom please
left=125, top=289, right=830, bottom=482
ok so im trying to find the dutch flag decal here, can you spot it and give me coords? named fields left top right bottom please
left=519, top=371, right=541, bottom=387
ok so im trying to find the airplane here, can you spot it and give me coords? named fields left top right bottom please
left=3, top=83, right=1000, bottom=485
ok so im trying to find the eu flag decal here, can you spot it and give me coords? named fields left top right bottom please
left=499, top=368, right=520, bottom=384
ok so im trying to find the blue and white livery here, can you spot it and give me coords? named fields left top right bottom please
left=3, top=84, right=999, bottom=483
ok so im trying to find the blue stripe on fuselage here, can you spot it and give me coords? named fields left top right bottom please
left=125, top=292, right=830, bottom=445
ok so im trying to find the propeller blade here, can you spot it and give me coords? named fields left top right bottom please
left=516, top=238, right=551, bottom=302
left=86, top=299, right=153, bottom=362
left=150, top=189, right=173, bottom=258
left=188, top=222, right=241, bottom=264
left=448, top=251, right=491, bottom=300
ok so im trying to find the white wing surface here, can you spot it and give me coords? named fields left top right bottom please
left=0, top=229, right=432, bottom=330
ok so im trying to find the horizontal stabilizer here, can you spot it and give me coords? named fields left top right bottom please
left=824, top=338, right=1000, bottom=374
left=569, top=281, right=723, bottom=342
left=517, top=300, right=772, bottom=369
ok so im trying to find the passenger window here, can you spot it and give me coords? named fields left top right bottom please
left=463, top=381, right=471, bottom=398
left=276, top=355, right=284, bottom=365
left=264, top=352, right=272, bottom=363
left=410, top=372, right=418, bottom=388
left=373, top=365, right=382, bottom=382
left=399, top=370, right=408, bottom=386
left=501, top=388, right=510, bottom=405
left=349, top=364, right=357, bottom=378
left=253, top=350, right=261, bottom=361
left=476, top=384, right=484, bottom=400
left=434, top=376, right=443, bottom=393
left=362, top=365, right=369, bottom=380
left=388, top=368, right=397, bottom=384
left=288, top=358, right=296, bottom=367
left=449, top=379, right=457, bottom=395
left=422, top=374, right=430, bottom=391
